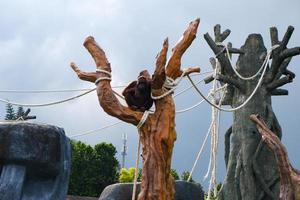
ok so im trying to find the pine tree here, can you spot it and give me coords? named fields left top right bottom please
left=5, top=103, right=16, bottom=120
left=16, top=106, right=25, bottom=119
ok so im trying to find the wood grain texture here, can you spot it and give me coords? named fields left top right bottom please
left=71, top=19, right=200, bottom=200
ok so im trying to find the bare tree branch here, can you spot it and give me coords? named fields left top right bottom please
left=270, top=88, right=289, bottom=96
left=270, top=27, right=279, bottom=46
left=204, top=75, right=214, bottom=84
left=165, top=18, right=200, bottom=80
left=70, top=62, right=98, bottom=83
left=215, top=74, right=244, bottom=91
left=273, top=57, right=292, bottom=80
left=250, top=114, right=300, bottom=200
left=267, top=75, right=293, bottom=91
left=283, top=69, right=296, bottom=79
left=71, top=36, right=142, bottom=126
left=267, top=26, right=299, bottom=83
left=152, top=38, right=168, bottom=90
left=214, top=24, right=231, bottom=42
left=281, top=26, right=294, bottom=47
left=280, top=47, right=300, bottom=59
left=204, top=33, right=235, bottom=76
left=228, top=47, right=245, bottom=55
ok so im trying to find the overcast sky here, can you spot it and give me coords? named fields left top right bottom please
left=0, top=0, right=299, bottom=189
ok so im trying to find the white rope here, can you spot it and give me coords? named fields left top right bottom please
left=0, top=88, right=96, bottom=93
left=151, top=70, right=187, bottom=100
left=95, top=69, right=112, bottom=85
left=69, top=121, right=122, bottom=138
left=217, top=43, right=279, bottom=80
left=187, top=80, right=227, bottom=182
left=216, top=43, right=263, bottom=80
left=0, top=72, right=211, bottom=94
left=132, top=135, right=141, bottom=200
left=0, top=86, right=126, bottom=93
left=0, top=88, right=127, bottom=108
left=132, top=110, right=151, bottom=200
left=175, top=99, right=206, bottom=114
left=136, top=110, right=151, bottom=129
left=96, top=68, right=112, bottom=76
left=173, top=75, right=211, bottom=97
left=0, top=88, right=96, bottom=107
left=187, top=120, right=214, bottom=182
left=207, top=81, right=224, bottom=200
left=187, top=45, right=278, bottom=112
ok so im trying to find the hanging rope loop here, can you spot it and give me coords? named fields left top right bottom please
left=188, top=44, right=280, bottom=112
left=215, top=43, right=280, bottom=80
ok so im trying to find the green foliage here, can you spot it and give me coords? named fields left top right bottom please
left=170, top=168, right=180, bottom=180
left=118, top=167, right=180, bottom=183
left=5, top=103, right=16, bottom=120
left=16, top=106, right=25, bottom=118
left=68, top=140, right=119, bottom=197
left=181, top=171, right=194, bottom=182
left=204, top=183, right=222, bottom=200
left=118, top=167, right=142, bottom=183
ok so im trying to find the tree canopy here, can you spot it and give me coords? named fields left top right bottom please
left=68, top=140, right=119, bottom=197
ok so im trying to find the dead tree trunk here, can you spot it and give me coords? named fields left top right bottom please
left=204, top=25, right=300, bottom=200
left=70, top=19, right=200, bottom=200
left=250, top=114, right=300, bottom=200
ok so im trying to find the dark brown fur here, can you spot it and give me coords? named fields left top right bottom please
left=122, top=70, right=153, bottom=111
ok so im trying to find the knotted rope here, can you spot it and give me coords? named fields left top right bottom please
left=151, top=70, right=187, bottom=100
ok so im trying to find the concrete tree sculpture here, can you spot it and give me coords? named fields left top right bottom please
left=204, top=25, right=300, bottom=200
left=70, top=19, right=200, bottom=200
left=250, top=114, right=300, bottom=200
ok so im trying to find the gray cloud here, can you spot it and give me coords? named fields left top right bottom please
left=0, top=0, right=299, bottom=189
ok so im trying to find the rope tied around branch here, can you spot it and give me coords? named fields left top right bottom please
left=95, top=68, right=112, bottom=85
left=151, top=69, right=187, bottom=100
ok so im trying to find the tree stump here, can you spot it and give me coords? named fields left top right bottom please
left=204, top=25, right=300, bottom=200
left=250, top=114, right=300, bottom=200
left=70, top=19, right=200, bottom=200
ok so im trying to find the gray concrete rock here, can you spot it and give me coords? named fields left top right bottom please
left=0, top=122, right=71, bottom=200
left=99, top=181, right=204, bottom=200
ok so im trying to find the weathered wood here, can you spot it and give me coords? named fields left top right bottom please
left=270, top=27, right=279, bottom=46
left=270, top=89, right=289, bottom=96
left=204, top=25, right=300, bottom=200
left=267, top=75, right=293, bottom=91
left=281, top=47, right=300, bottom=59
left=71, top=19, right=200, bottom=200
left=250, top=114, right=300, bottom=200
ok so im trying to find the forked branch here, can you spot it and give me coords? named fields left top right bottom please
left=204, top=25, right=241, bottom=83
left=152, top=38, right=168, bottom=90
left=71, top=37, right=142, bottom=126
left=165, top=18, right=200, bottom=79
left=267, top=26, right=299, bottom=85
